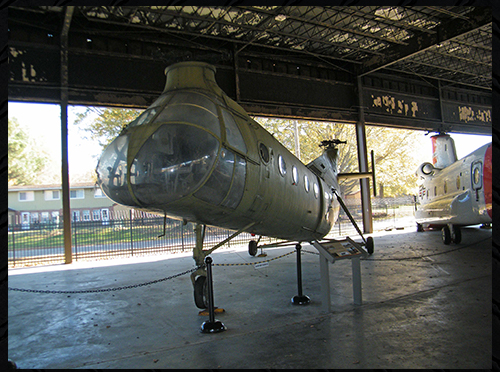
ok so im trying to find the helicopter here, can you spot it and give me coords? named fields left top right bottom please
left=96, top=61, right=375, bottom=308
left=414, top=133, right=492, bottom=244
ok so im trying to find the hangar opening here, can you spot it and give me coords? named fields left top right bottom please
left=7, top=6, right=492, bottom=370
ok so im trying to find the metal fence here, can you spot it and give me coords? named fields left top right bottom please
left=8, top=197, right=417, bottom=268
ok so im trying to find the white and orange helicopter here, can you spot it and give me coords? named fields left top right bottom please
left=414, top=133, right=492, bottom=244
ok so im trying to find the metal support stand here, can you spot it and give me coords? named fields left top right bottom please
left=200, top=256, right=226, bottom=333
left=291, top=244, right=310, bottom=305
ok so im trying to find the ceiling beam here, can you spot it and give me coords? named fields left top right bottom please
left=358, top=7, right=492, bottom=77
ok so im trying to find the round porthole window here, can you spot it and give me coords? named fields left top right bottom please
left=278, top=155, right=286, bottom=176
left=259, top=143, right=270, bottom=163
left=292, top=165, right=298, bottom=185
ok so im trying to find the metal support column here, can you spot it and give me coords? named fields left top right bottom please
left=61, top=6, right=74, bottom=264
left=356, top=76, right=373, bottom=234
left=233, top=46, right=241, bottom=102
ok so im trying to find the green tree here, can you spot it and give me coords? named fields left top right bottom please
left=256, top=117, right=423, bottom=197
left=73, top=106, right=141, bottom=149
left=8, top=117, right=49, bottom=186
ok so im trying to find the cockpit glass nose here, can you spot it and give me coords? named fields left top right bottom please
left=130, top=124, right=220, bottom=206
left=96, top=134, right=137, bottom=206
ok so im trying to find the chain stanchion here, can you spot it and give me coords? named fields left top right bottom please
left=200, top=256, right=226, bottom=333
left=291, top=243, right=310, bottom=305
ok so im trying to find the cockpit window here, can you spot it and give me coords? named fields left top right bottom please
left=150, top=93, right=172, bottom=108
left=127, top=107, right=159, bottom=129
left=195, top=147, right=246, bottom=209
left=221, top=109, right=247, bottom=153
left=96, top=134, right=137, bottom=206
left=129, top=124, right=220, bottom=205
left=195, top=148, right=234, bottom=205
left=153, top=92, right=220, bottom=136
left=221, top=154, right=246, bottom=209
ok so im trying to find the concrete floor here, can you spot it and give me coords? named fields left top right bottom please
left=8, top=225, right=491, bottom=369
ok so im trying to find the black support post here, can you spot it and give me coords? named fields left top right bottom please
left=291, top=244, right=310, bottom=305
left=200, top=256, right=226, bottom=333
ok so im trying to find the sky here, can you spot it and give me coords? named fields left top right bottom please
left=8, top=101, right=492, bottom=184
left=9, top=102, right=102, bottom=182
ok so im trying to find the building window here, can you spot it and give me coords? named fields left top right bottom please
left=92, top=210, right=101, bottom=221
left=45, top=190, right=60, bottom=200
left=19, top=191, right=34, bottom=202
left=70, top=189, right=85, bottom=199
left=41, top=212, right=50, bottom=223
left=94, top=188, right=106, bottom=198
left=72, top=210, right=80, bottom=222
left=30, top=213, right=39, bottom=224
left=51, top=211, right=60, bottom=224
left=82, top=210, right=91, bottom=221
left=21, top=212, right=30, bottom=228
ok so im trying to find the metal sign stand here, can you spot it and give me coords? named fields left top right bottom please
left=312, top=237, right=368, bottom=312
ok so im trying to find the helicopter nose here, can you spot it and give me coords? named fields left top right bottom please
left=97, top=124, right=220, bottom=208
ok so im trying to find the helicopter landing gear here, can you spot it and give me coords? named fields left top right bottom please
left=248, top=240, right=258, bottom=256
left=442, top=224, right=461, bottom=245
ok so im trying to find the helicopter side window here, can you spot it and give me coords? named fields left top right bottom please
left=278, top=155, right=286, bottom=176
left=292, top=165, right=299, bottom=185
left=472, top=161, right=482, bottom=190
left=313, top=183, right=319, bottom=198
left=259, top=143, right=270, bottom=163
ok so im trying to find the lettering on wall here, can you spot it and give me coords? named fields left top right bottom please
left=371, top=95, right=418, bottom=117
left=458, top=106, right=491, bottom=123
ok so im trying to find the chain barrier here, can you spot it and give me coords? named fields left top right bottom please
left=8, top=266, right=199, bottom=294
left=8, top=250, right=296, bottom=294
left=213, top=251, right=295, bottom=266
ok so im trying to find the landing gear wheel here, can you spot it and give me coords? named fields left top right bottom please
left=194, top=276, right=208, bottom=309
left=417, top=223, right=424, bottom=232
left=442, top=225, right=451, bottom=245
left=365, top=236, right=374, bottom=255
left=248, top=240, right=258, bottom=256
left=452, top=226, right=462, bottom=244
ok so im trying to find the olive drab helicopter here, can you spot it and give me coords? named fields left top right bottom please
left=414, top=133, right=492, bottom=244
left=96, top=61, right=375, bottom=309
